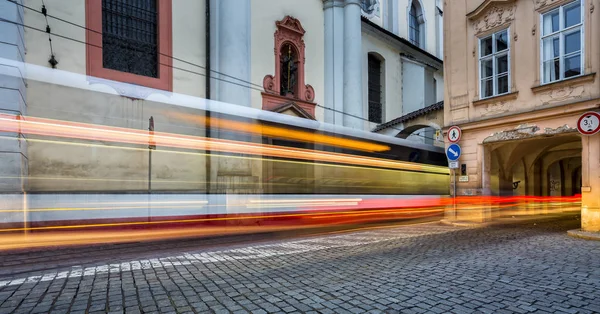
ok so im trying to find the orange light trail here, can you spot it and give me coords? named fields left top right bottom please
left=0, top=206, right=442, bottom=233
left=0, top=114, right=447, bottom=174
left=168, top=112, right=390, bottom=152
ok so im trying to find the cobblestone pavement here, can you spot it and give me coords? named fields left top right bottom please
left=1, top=215, right=599, bottom=314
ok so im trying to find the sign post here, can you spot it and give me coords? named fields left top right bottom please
left=446, top=143, right=462, bottom=220
left=577, top=112, right=600, bottom=136
left=148, top=116, right=156, bottom=193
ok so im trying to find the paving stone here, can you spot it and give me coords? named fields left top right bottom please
left=0, top=215, right=595, bottom=314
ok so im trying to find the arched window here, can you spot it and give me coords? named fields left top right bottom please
left=368, top=53, right=383, bottom=123
left=409, top=1, right=424, bottom=48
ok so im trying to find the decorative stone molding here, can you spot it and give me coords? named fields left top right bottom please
left=472, top=91, right=518, bottom=107
left=531, top=73, right=596, bottom=94
left=467, top=0, right=517, bottom=34
left=483, top=123, right=577, bottom=143
left=539, top=85, right=585, bottom=105
left=262, top=16, right=316, bottom=118
left=261, top=93, right=316, bottom=119
left=87, top=77, right=170, bottom=100
left=472, top=4, right=516, bottom=34
left=534, top=0, right=561, bottom=10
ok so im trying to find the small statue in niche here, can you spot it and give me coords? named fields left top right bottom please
left=280, top=44, right=298, bottom=97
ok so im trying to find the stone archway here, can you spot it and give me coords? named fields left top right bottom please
left=396, top=123, right=440, bottom=145
left=483, top=128, right=582, bottom=198
left=372, top=101, right=443, bottom=146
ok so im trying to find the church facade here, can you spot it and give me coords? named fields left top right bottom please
left=0, top=0, right=444, bottom=193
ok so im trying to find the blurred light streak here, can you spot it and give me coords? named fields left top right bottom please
left=0, top=205, right=447, bottom=233
left=248, top=198, right=363, bottom=203
left=0, top=114, right=447, bottom=174
left=169, top=112, right=390, bottom=152
left=0, top=136, right=444, bottom=178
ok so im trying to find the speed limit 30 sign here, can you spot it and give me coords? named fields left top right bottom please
left=577, top=112, right=600, bottom=136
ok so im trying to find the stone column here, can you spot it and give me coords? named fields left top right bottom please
left=323, top=0, right=345, bottom=125
left=581, top=134, right=600, bottom=232
left=210, top=0, right=251, bottom=107
left=343, top=0, right=364, bottom=129
left=209, top=0, right=258, bottom=194
left=0, top=0, right=27, bottom=193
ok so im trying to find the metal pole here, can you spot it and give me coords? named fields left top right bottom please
left=148, top=149, right=152, bottom=193
left=453, top=169, right=457, bottom=220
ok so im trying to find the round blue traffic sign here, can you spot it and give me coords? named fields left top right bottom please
left=446, top=144, right=461, bottom=161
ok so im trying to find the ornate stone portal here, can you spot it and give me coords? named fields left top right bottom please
left=262, top=16, right=317, bottom=119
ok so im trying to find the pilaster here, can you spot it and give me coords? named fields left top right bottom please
left=343, top=0, right=364, bottom=129
left=581, top=134, right=600, bottom=232
left=0, top=0, right=27, bottom=193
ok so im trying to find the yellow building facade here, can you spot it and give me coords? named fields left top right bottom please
left=444, top=0, right=600, bottom=231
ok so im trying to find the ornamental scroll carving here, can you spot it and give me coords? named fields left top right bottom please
left=472, top=4, right=516, bottom=34
left=539, top=85, right=585, bottom=105
left=534, top=0, right=558, bottom=10
left=262, top=16, right=315, bottom=103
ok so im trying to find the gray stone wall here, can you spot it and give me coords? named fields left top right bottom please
left=0, top=0, right=27, bottom=192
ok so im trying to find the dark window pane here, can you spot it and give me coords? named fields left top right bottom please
left=543, top=59, right=560, bottom=83
left=497, top=75, right=508, bottom=94
left=102, top=0, right=158, bottom=78
left=496, top=55, right=508, bottom=74
left=368, top=55, right=382, bottom=123
left=565, top=30, right=581, bottom=55
left=564, top=54, right=581, bottom=78
left=496, top=30, right=508, bottom=52
left=481, top=59, right=493, bottom=78
left=565, top=2, right=581, bottom=28
left=481, top=78, right=493, bottom=98
left=481, top=36, right=492, bottom=57
left=543, top=9, right=559, bottom=35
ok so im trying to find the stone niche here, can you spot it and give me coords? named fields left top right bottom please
left=262, top=16, right=316, bottom=119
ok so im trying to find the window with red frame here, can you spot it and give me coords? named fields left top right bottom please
left=86, top=0, right=172, bottom=91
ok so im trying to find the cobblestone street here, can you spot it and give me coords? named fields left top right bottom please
left=1, top=215, right=599, bottom=314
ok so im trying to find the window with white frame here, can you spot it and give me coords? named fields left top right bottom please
left=541, top=0, right=583, bottom=84
left=479, top=29, right=510, bottom=99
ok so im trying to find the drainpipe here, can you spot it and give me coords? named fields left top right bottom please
left=205, top=0, right=212, bottom=194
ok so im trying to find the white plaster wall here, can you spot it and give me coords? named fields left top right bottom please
left=401, top=59, right=425, bottom=113
left=434, top=71, right=444, bottom=102
left=250, top=0, right=325, bottom=120
left=172, top=0, right=206, bottom=98
left=22, top=0, right=209, bottom=192
left=23, top=0, right=206, bottom=97
left=362, top=31, right=403, bottom=126
left=397, top=0, right=438, bottom=56
left=24, top=0, right=87, bottom=75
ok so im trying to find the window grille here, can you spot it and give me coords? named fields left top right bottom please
left=102, top=0, right=158, bottom=77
